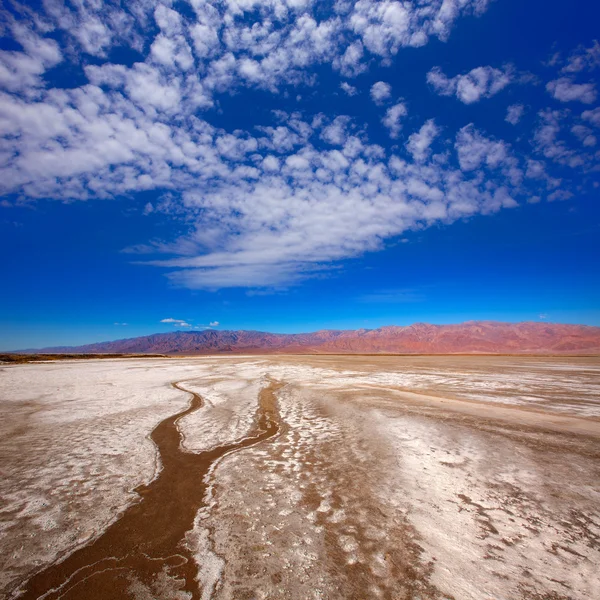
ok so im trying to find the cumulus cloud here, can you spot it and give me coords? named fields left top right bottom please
left=455, top=124, right=518, bottom=182
left=505, top=104, right=525, bottom=125
left=382, top=102, right=408, bottom=138
left=571, top=124, right=597, bottom=147
left=546, top=77, right=597, bottom=104
left=406, top=119, right=440, bottom=161
left=321, top=116, right=352, bottom=145
left=370, top=81, right=392, bottom=104
left=209, top=321, right=220, bottom=327
left=349, top=0, right=491, bottom=57
left=427, top=65, right=512, bottom=104
left=582, top=107, right=600, bottom=127
left=334, top=41, right=367, bottom=77
left=340, top=81, right=358, bottom=96
left=0, top=0, right=497, bottom=104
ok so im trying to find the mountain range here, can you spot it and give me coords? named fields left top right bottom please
left=19, top=321, right=600, bottom=355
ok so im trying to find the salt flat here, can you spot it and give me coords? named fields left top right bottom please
left=0, top=356, right=599, bottom=600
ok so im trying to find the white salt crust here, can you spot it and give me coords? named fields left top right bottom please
left=1, top=356, right=599, bottom=599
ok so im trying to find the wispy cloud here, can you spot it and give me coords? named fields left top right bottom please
left=358, top=289, right=424, bottom=303
left=559, top=40, right=600, bottom=74
left=532, top=109, right=598, bottom=171
left=191, top=320, right=220, bottom=330
left=160, top=318, right=192, bottom=327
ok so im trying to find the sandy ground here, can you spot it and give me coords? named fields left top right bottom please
left=0, top=355, right=599, bottom=599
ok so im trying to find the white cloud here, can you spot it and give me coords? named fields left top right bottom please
left=0, top=26, right=63, bottom=92
left=340, top=81, right=358, bottom=96
left=0, top=0, right=496, bottom=106
left=349, top=0, right=491, bottom=57
left=455, top=124, right=517, bottom=176
left=0, top=0, right=500, bottom=109
left=161, top=318, right=192, bottom=327
left=427, top=65, right=512, bottom=104
left=134, top=114, right=527, bottom=289
left=505, top=104, right=525, bottom=125
left=561, top=40, right=600, bottom=74
left=350, top=1, right=413, bottom=56
left=209, top=321, right=220, bottom=327
left=571, top=124, right=597, bottom=147
left=321, top=116, right=351, bottom=145
left=0, top=51, right=538, bottom=293
left=582, top=107, right=600, bottom=127
left=525, top=159, right=547, bottom=180
left=334, top=40, right=367, bottom=77
left=532, top=109, right=594, bottom=170
left=2, top=0, right=593, bottom=292
left=285, top=154, right=311, bottom=170
left=406, top=119, right=440, bottom=162
left=370, top=81, right=392, bottom=104
left=546, top=77, right=597, bottom=104
left=547, top=189, right=574, bottom=202
left=0, top=98, right=527, bottom=289
left=382, top=102, right=407, bottom=138
left=262, top=155, right=281, bottom=172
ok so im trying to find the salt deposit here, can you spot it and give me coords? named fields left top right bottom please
left=1, top=355, right=598, bottom=599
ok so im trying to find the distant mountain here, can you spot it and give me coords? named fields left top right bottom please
left=18, top=322, right=600, bottom=355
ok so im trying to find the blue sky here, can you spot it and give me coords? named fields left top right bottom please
left=1, top=0, right=599, bottom=350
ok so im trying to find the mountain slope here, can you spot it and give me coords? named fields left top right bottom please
left=21, top=322, right=600, bottom=355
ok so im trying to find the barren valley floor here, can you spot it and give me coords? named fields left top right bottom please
left=0, top=356, right=599, bottom=600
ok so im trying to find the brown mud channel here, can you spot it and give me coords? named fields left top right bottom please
left=15, top=380, right=282, bottom=600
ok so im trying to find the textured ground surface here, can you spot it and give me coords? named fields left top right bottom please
left=1, top=356, right=599, bottom=599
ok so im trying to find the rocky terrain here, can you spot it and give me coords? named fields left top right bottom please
left=21, top=321, right=600, bottom=355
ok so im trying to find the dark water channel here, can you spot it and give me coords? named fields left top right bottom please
left=15, top=381, right=281, bottom=600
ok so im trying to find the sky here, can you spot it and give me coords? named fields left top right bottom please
left=1, top=0, right=599, bottom=350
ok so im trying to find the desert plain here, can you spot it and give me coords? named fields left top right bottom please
left=0, top=355, right=599, bottom=600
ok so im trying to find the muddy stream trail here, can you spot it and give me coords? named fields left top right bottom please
left=15, top=380, right=283, bottom=600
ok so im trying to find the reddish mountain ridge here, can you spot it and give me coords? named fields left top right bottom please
left=22, top=321, right=600, bottom=355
